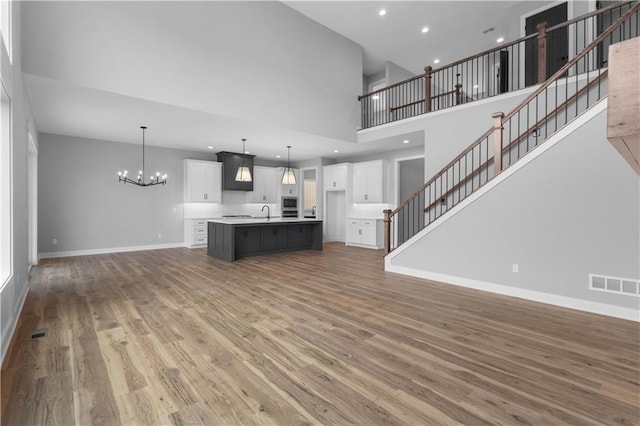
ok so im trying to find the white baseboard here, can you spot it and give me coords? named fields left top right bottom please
left=39, top=242, right=187, bottom=259
left=385, top=263, right=640, bottom=322
left=1, top=284, right=30, bottom=366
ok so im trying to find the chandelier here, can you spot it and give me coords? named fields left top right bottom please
left=118, top=126, right=167, bottom=187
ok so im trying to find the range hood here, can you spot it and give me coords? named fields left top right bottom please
left=216, top=151, right=255, bottom=191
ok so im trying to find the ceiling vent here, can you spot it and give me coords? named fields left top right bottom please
left=482, top=27, right=495, bottom=34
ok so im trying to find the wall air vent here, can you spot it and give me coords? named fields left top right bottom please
left=589, top=274, right=640, bottom=297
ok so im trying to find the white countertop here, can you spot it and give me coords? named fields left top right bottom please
left=208, top=217, right=321, bottom=225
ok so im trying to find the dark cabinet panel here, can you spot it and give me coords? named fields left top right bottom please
left=288, top=224, right=312, bottom=248
left=235, top=227, right=261, bottom=256
left=261, top=226, right=288, bottom=251
left=216, top=151, right=255, bottom=191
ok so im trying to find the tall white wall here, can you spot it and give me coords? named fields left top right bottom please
left=387, top=104, right=640, bottom=320
left=1, top=1, right=39, bottom=363
left=22, top=1, right=363, bottom=142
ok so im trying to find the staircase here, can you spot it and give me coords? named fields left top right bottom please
left=383, top=1, right=640, bottom=254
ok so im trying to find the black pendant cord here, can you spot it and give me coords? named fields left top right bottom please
left=141, top=126, right=146, bottom=183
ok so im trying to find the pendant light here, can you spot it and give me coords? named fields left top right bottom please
left=281, top=145, right=296, bottom=185
left=117, top=126, right=167, bottom=187
left=235, top=138, right=252, bottom=182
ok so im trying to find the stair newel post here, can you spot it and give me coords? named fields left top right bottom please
left=492, top=112, right=505, bottom=176
left=383, top=209, right=392, bottom=254
left=537, top=21, right=548, bottom=84
left=424, top=66, right=433, bottom=113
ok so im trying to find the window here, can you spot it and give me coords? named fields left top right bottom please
left=0, top=0, right=11, bottom=61
left=0, top=80, right=11, bottom=287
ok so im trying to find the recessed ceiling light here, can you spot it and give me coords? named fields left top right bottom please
left=333, top=150, right=339, bottom=153
left=207, top=146, right=213, bottom=149
left=245, top=151, right=250, bottom=154
left=403, top=140, right=409, bottom=144
left=378, top=9, right=386, bottom=16
left=276, top=155, right=281, bottom=158
left=496, top=37, right=504, bottom=43
left=421, top=27, right=429, bottom=34
left=433, top=58, right=440, bottom=64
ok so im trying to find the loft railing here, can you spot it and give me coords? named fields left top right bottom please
left=383, top=2, right=640, bottom=254
left=359, top=1, right=638, bottom=129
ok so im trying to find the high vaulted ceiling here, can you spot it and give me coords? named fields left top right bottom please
left=22, top=1, right=549, bottom=162
left=285, top=1, right=528, bottom=76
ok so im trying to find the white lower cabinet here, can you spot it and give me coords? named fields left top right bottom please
left=345, top=218, right=383, bottom=249
left=185, top=219, right=208, bottom=248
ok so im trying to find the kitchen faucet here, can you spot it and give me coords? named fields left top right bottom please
left=261, top=205, right=270, bottom=220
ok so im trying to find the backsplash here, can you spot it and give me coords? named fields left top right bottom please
left=184, top=191, right=278, bottom=219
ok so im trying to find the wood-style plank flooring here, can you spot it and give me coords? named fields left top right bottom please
left=1, top=243, right=639, bottom=425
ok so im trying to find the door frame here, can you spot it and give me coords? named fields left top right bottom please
left=394, top=154, right=425, bottom=207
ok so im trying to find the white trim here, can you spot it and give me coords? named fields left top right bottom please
left=39, top=242, right=187, bottom=259
left=386, top=99, right=608, bottom=259
left=1, top=285, right=29, bottom=365
left=385, top=265, right=639, bottom=322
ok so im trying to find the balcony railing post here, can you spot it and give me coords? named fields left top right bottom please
left=455, top=83, right=462, bottom=105
left=537, top=21, right=548, bottom=84
left=492, top=112, right=505, bottom=175
left=383, top=209, right=392, bottom=254
left=424, top=66, right=432, bottom=113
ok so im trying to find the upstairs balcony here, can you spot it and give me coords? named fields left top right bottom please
left=358, top=1, right=639, bottom=129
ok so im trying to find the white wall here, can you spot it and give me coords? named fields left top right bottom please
left=22, top=1, right=363, bottom=143
left=1, top=1, right=38, bottom=364
left=388, top=105, right=640, bottom=319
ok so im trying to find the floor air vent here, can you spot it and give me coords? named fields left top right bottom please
left=31, top=329, right=47, bottom=339
left=590, top=274, right=640, bottom=297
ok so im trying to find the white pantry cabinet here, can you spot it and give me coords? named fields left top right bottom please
left=352, top=160, right=386, bottom=203
left=184, top=160, right=222, bottom=203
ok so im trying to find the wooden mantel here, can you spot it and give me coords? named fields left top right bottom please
left=607, top=37, right=640, bottom=175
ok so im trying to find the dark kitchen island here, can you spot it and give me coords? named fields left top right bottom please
left=207, top=218, right=323, bottom=262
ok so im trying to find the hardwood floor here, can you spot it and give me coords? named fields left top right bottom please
left=1, top=243, right=639, bottom=425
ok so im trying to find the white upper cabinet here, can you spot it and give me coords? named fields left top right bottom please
left=352, top=160, right=386, bottom=203
left=323, top=163, right=348, bottom=191
left=184, top=160, right=222, bottom=203
left=248, top=166, right=279, bottom=203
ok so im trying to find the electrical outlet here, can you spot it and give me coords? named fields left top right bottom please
left=52, top=238, right=57, bottom=245
left=512, top=264, right=519, bottom=273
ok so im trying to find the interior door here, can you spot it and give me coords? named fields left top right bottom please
left=525, top=2, right=568, bottom=86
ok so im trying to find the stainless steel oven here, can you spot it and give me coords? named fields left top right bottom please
left=281, top=197, right=298, bottom=218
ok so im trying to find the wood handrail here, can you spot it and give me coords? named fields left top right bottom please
left=389, top=2, right=638, bottom=219
left=358, top=73, right=425, bottom=100
left=419, top=71, right=608, bottom=215
left=391, top=127, right=493, bottom=215
left=504, top=2, right=640, bottom=122
left=361, top=1, right=636, bottom=101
